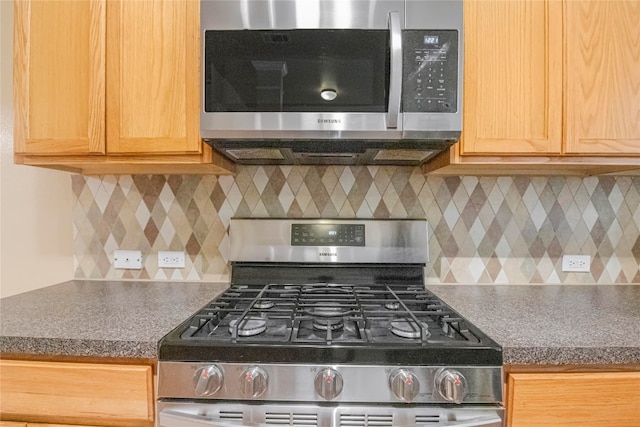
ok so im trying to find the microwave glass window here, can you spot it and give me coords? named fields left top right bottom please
left=204, top=30, right=390, bottom=113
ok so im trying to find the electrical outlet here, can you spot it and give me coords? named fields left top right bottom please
left=562, top=255, right=591, bottom=272
left=113, top=250, right=142, bottom=269
left=158, top=251, right=186, bottom=268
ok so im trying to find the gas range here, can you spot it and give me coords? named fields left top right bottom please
left=157, top=219, right=504, bottom=427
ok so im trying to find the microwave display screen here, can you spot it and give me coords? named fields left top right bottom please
left=423, top=35, right=439, bottom=45
left=204, top=30, right=390, bottom=113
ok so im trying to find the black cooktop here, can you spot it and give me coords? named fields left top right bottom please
left=158, top=265, right=502, bottom=366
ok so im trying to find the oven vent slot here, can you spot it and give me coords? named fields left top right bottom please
left=415, top=414, right=442, bottom=424
left=220, top=411, right=243, bottom=421
left=265, top=412, right=318, bottom=426
left=339, top=414, right=393, bottom=427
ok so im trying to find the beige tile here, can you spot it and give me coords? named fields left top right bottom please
left=70, top=172, right=640, bottom=284
left=321, top=167, right=339, bottom=195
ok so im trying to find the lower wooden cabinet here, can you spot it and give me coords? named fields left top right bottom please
left=507, top=371, right=640, bottom=427
left=0, top=424, right=98, bottom=427
left=0, top=360, right=154, bottom=427
left=2, top=425, right=99, bottom=427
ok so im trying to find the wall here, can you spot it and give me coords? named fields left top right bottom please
left=0, top=1, right=73, bottom=298
left=72, top=170, right=640, bottom=284
left=3, top=1, right=638, bottom=290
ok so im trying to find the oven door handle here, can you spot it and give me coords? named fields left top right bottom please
left=159, top=409, right=266, bottom=427
left=438, top=414, right=503, bottom=427
left=387, top=10, right=402, bottom=129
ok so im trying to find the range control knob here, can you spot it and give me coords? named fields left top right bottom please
left=389, top=369, right=420, bottom=402
left=240, top=367, right=269, bottom=398
left=314, top=368, right=343, bottom=400
left=435, top=369, right=467, bottom=404
left=193, top=365, right=223, bottom=396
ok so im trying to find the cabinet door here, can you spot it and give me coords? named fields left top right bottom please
left=564, top=1, right=640, bottom=154
left=107, top=0, right=201, bottom=154
left=507, top=372, right=640, bottom=427
left=461, top=0, right=563, bottom=155
left=0, top=360, right=153, bottom=426
left=14, top=0, right=105, bottom=155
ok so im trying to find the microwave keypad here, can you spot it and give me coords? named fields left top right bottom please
left=403, top=30, right=458, bottom=113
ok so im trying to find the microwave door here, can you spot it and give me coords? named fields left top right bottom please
left=201, top=24, right=403, bottom=139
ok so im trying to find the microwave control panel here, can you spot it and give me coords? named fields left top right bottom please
left=402, top=30, right=459, bottom=113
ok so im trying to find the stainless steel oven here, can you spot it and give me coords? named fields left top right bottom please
left=157, top=219, right=503, bottom=427
left=200, top=0, right=463, bottom=165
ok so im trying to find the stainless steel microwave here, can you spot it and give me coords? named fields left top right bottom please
left=200, top=0, right=463, bottom=165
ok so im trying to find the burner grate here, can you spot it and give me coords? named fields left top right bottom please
left=179, top=283, right=479, bottom=345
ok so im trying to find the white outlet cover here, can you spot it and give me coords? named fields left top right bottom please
left=113, top=250, right=142, bottom=269
left=158, top=251, right=186, bottom=268
left=562, top=255, right=591, bottom=273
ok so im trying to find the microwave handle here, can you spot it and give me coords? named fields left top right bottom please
left=387, top=11, right=402, bottom=129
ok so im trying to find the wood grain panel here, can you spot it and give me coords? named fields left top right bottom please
left=507, top=372, right=640, bottom=426
left=14, top=0, right=105, bottom=155
left=107, top=0, right=201, bottom=154
left=26, top=425, right=97, bottom=427
left=0, top=422, right=27, bottom=427
left=0, top=360, right=153, bottom=425
left=423, top=145, right=640, bottom=176
left=461, top=0, right=563, bottom=155
left=564, top=1, right=640, bottom=154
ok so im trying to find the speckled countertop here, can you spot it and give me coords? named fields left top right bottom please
left=427, top=284, right=640, bottom=365
left=1, top=281, right=639, bottom=365
left=0, top=280, right=227, bottom=358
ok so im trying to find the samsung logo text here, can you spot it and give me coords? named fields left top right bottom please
left=319, top=252, right=338, bottom=257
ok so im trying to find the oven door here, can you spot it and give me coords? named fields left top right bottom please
left=157, top=402, right=504, bottom=427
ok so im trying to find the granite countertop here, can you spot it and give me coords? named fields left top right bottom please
left=0, top=280, right=227, bottom=358
left=427, top=284, right=640, bottom=365
left=1, top=281, right=639, bottom=365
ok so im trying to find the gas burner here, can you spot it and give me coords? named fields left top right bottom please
left=385, top=301, right=400, bottom=310
left=253, top=300, right=275, bottom=309
left=390, top=318, right=430, bottom=339
left=229, top=316, right=267, bottom=337
left=311, top=302, right=345, bottom=331
left=302, top=284, right=350, bottom=294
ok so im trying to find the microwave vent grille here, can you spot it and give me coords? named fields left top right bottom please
left=373, top=150, right=434, bottom=162
left=226, top=148, right=285, bottom=160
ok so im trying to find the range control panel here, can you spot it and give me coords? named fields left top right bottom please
left=402, top=30, right=459, bottom=113
left=291, top=224, right=365, bottom=246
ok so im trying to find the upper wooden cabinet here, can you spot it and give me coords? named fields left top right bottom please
left=13, top=0, right=234, bottom=175
left=426, top=0, right=640, bottom=175
left=106, top=0, right=200, bottom=155
left=14, top=0, right=105, bottom=156
left=564, top=0, right=640, bottom=155
left=461, top=0, right=563, bottom=155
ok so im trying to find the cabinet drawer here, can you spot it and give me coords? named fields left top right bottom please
left=0, top=360, right=153, bottom=426
left=507, top=372, right=640, bottom=427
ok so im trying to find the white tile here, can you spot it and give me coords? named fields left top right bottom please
left=339, top=167, right=356, bottom=194
left=252, top=167, right=269, bottom=194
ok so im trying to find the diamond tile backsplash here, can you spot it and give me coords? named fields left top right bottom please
left=72, top=166, right=640, bottom=284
